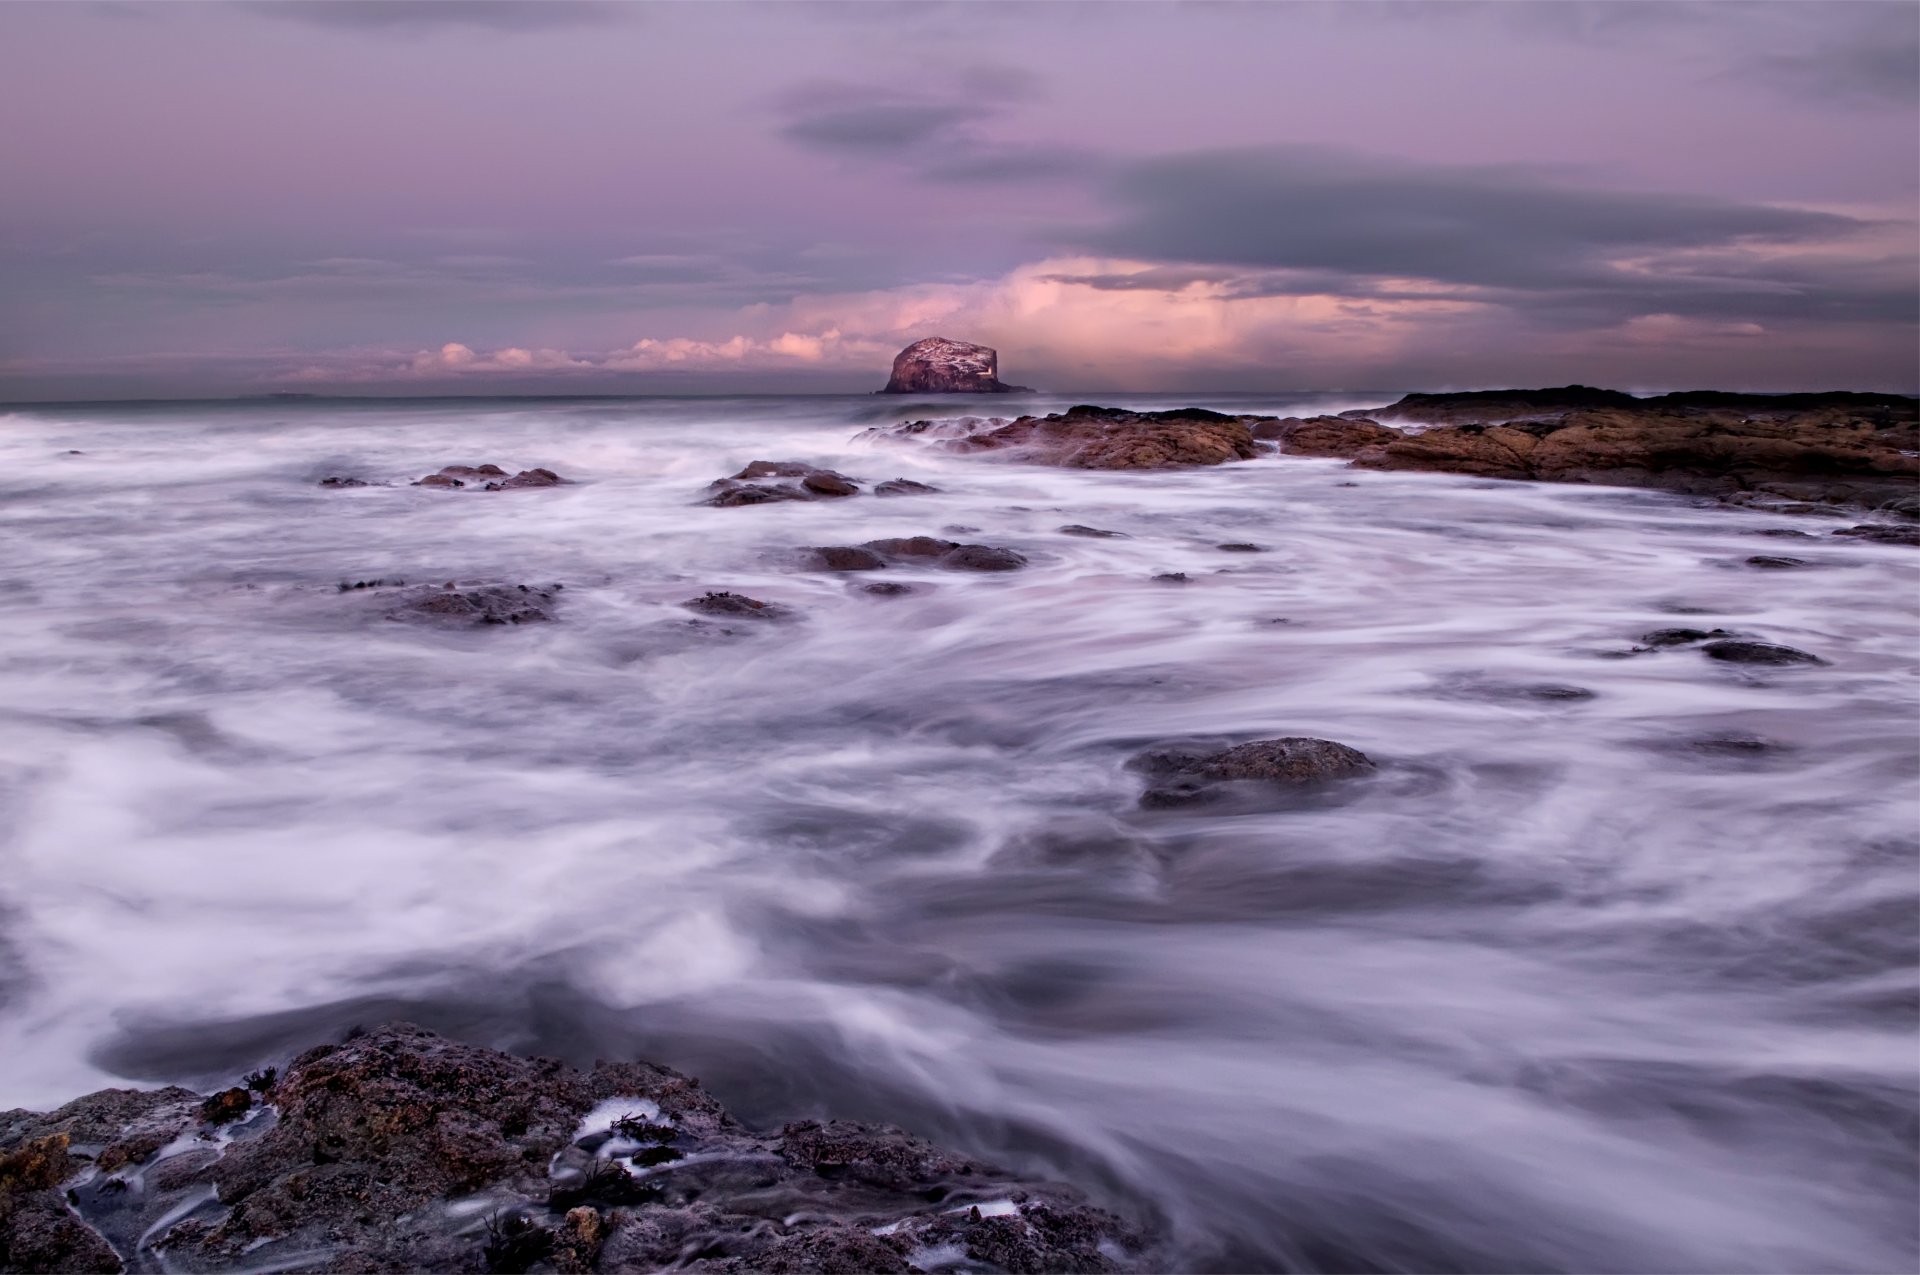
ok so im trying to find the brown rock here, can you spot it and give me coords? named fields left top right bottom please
left=862, top=405, right=1264, bottom=470
left=1254, top=416, right=1401, bottom=457
left=810, top=546, right=888, bottom=571
left=707, top=461, right=859, bottom=506
left=1131, top=737, right=1375, bottom=807
left=680, top=592, right=793, bottom=620
left=385, top=583, right=558, bottom=626
left=873, top=478, right=939, bottom=497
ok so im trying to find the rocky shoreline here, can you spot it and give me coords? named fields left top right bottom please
left=1, top=1024, right=1140, bottom=1274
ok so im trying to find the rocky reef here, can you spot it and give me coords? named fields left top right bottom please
left=861, top=406, right=1264, bottom=470
left=0, top=1023, right=1139, bottom=1273
left=879, top=338, right=1032, bottom=395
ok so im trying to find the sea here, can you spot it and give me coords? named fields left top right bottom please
left=0, top=392, right=1914, bottom=1272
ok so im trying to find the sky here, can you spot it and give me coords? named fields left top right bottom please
left=1, top=0, right=1915, bottom=399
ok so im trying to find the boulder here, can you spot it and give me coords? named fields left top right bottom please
left=862, top=537, right=1028, bottom=571
left=1253, top=416, right=1401, bottom=457
left=879, top=337, right=1032, bottom=394
left=1129, top=737, right=1375, bottom=807
left=1702, top=640, right=1827, bottom=666
left=872, top=478, right=939, bottom=497
left=0, top=1023, right=1137, bottom=1274
left=706, top=462, right=860, bottom=507
left=808, top=546, right=889, bottom=572
left=384, top=583, right=559, bottom=627
left=680, top=592, right=793, bottom=621
left=1833, top=523, right=1920, bottom=546
left=413, top=464, right=569, bottom=491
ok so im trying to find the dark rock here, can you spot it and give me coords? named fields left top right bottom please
left=809, top=546, right=888, bottom=572
left=879, top=336, right=1032, bottom=394
left=1640, top=627, right=1736, bottom=647
left=318, top=476, right=370, bottom=488
left=1131, top=737, right=1375, bottom=807
left=492, top=467, right=564, bottom=490
left=200, top=1088, right=251, bottom=1124
left=1059, top=525, right=1129, bottom=538
left=873, top=478, right=939, bottom=497
left=413, top=473, right=464, bottom=489
left=1216, top=542, right=1264, bottom=552
left=1702, top=640, right=1827, bottom=666
left=707, top=461, right=859, bottom=506
left=860, top=581, right=922, bottom=596
left=942, top=544, right=1028, bottom=571
left=1745, top=555, right=1808, bottom=569
left=680, top=592, right=793, bottom=621
left=1753, top=528, right=1816, bottom=539
left=1152, top=572, right=1189, bottom=583
left=385, top=584, right=558, bottom=627
left=413, top=463, right=567, bottom=492
left=1833, top=523, right=1920, bottom=546
left=861, top=537, right=1027, bottom=571
left=0, top=1023, right=1137, bottom=1275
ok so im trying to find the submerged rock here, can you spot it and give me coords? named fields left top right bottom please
left=1059, top=525, right=1129, bottom=539
left=1639, top=627, right=1737, bottom=648
left=872, top=478, right=939, bottom=497
left=1130, top=737, right=1375, bottom=807
left=878, top=336, right=1031, bottom=394
left=1702, top=640, right=1827, bottom=666
left=808, top=545, right=889, bottom=572
left=1833, top=523, right=1920, bottom=546
left=862, top=537, right=1028, bottom=571
left=0, top=1023, right=1137, bottom=1274
left=1745, top=555, right=1809, bottom=569
left=413, top=464, right=569, bottom=491
left=679, top=591, right=794, bottom=621
left=385, top=583, right=559, bottom=627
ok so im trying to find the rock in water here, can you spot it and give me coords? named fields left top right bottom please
left=880, top=337, right=1032, bottom=394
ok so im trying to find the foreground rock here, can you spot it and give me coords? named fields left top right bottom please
left=807, top=537, right=1028, bottom=572
left=862, top=406, right=1264, bottom=470
left=1344, top=387, right=1918, bottom=508
left=414, top=464, right=569, bottom=491
left=1251, top=416, right=1399, bottom=457
left=679, top=591, right=794, bottom=621
left=385, top=583, right=559, bottom=627
left=879, top=336, right=1032, bottom=394
left=1702, top=639, right=1827, bottom=666
left=1128, top=737, right=1376, bottom=807
left=0, top=1023, right=1137, bottom=1273
left=705, top=461, right=860, bottom=507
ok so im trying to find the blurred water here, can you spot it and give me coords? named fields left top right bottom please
left=0, top=394, right=1914, bottom=1273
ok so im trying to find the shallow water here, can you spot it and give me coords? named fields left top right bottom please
left=0, top=394, right=1915, bottom=1273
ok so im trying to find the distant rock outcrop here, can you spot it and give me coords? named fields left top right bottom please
left=860, top=405, right=1264, bottom=470
left=880, top=337, right=1031, bottom=394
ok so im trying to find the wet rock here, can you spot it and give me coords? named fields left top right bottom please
left=1348, top=389, right=1918, bottom=507
left=1639, top=627, right=1736, bottom=647
left=809, top=546, right=888, bottom=571
left=199, top=1088, right=251, bottom=1124
left=1833, top=523, right=1920, bottom=546
left=1753, top=528, right=1816, bottom=539
left=860, top=581, right=923, bottom=597
left=680, top=591, right=793, bottom=621
left=1152, top=572, right=1189, bottom=583
left=861, top=405, right=1264, bottom=470
left=318, top=476, right=370, bottom=488
left=873, top=478, right=939, bottom=497
left=707, top=461, right=860, bottom=506
left=1252, top=415, right=1400, bottom=457
left=1059, top=525, right=1129, bottom=538
left=861, top=537, right=1027, bottom=571
left=1216, top=542, right=1264, bottom=552
left=941, top=544, right=1027, bottom=571
left=1131, top=737, right=1375, bottom=807
left=0, top=1023, right=1137, bottom=1275
left=1702, top=640, right=1827, bottom=666
left=385, top=583, right=558, bottom=627
left=413, top=463, right=568, bottom=492
left=879, top=336, right=1032, bottom=394
left=1746, top=555, right=1809, bottom=569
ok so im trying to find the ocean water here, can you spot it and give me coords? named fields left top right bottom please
left=0, top=393, right=1914, bottom=1273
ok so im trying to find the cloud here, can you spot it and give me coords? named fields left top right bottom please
left=240, top=1, right=621, bottom=33
left=1054, top=146, right=1905, bottom=326
left=1748, top=23, right=1920, bottom=108
left=781, top=101, right=988, bottom=154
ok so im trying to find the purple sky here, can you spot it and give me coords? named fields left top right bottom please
left=2, top=0, right=1915, bottom=398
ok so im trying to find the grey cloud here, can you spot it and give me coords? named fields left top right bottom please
left=919, top=143, right=1108, bottom=184
left=1058, top=146, right=1904, bottom=326
left=240, top=1, right=621, bottom=33
left=781, top=102, right=986, bottom=153
left=1749, top=26, right=1920, bottom=107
